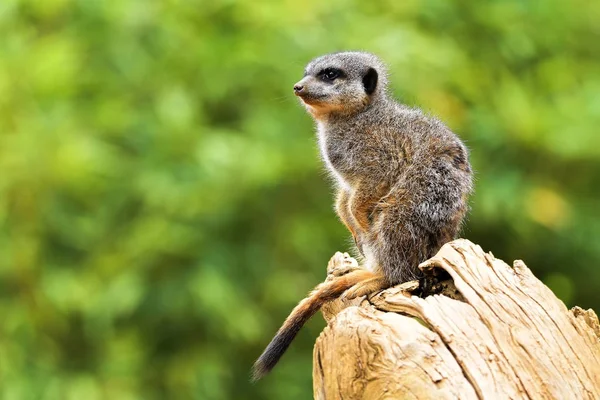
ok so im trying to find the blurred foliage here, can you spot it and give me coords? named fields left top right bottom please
left=0, top=0, right=599, bottom=398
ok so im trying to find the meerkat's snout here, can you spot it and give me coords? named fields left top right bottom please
left=293, top=78, right=322, bottom=106
left=293, top=83, right=305, bottom=95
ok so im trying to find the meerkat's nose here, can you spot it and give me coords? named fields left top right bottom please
left=293, top=84, right=305, bottom=95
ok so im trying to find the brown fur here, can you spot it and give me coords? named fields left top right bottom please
left=251, top=269, right=377, bottom=381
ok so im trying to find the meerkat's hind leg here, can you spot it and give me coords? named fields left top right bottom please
left=342, top=275, right=389, bottom=300
left=326, top=252, right=361, bottom=278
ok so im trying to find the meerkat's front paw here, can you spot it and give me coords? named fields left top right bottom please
left=326, top=252, right=360, bottom=278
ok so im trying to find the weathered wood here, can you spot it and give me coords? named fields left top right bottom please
left=313, top=239, right=600, bottom=400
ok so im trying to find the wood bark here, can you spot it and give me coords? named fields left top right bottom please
left=313, top=239, right=600, bottom=399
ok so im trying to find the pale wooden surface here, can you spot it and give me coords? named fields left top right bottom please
left=313, top=239, right=600, bottom=400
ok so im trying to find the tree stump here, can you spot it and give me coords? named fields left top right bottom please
left=313, top=239, right=600, bottom=399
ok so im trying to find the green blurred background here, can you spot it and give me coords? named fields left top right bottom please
left=1, top=0, right=599, bottom=398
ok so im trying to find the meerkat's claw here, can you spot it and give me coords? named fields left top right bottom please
left=327, top=252, right=360, bottom=278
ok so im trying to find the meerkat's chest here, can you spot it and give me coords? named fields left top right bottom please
left=317, top=124, right=352, bottom=190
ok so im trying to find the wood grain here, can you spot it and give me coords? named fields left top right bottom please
left=313, top=240, right=600, bottom=399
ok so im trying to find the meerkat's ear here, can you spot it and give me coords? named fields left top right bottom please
left=362, top=68, right=378, bottom=95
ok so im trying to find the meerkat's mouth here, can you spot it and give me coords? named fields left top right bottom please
left=297, top=93, right=327, bottom=105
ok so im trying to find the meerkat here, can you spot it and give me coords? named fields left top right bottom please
left=252, top=51, right=473, bottom=380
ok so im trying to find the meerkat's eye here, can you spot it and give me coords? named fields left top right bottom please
left=319, top=68, right=343, bottom=82
left=323, top=70, right=338, bottom=80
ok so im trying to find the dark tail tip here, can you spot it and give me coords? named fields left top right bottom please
left=251, top=361, right=268, bottom=382
left=251, top=325, right=300, bottom=382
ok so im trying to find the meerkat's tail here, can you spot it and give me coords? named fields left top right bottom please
left=251, top=269, right=375, bottom=381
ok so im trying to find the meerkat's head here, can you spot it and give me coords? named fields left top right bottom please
left=293, top=51, right=388, bottom=119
